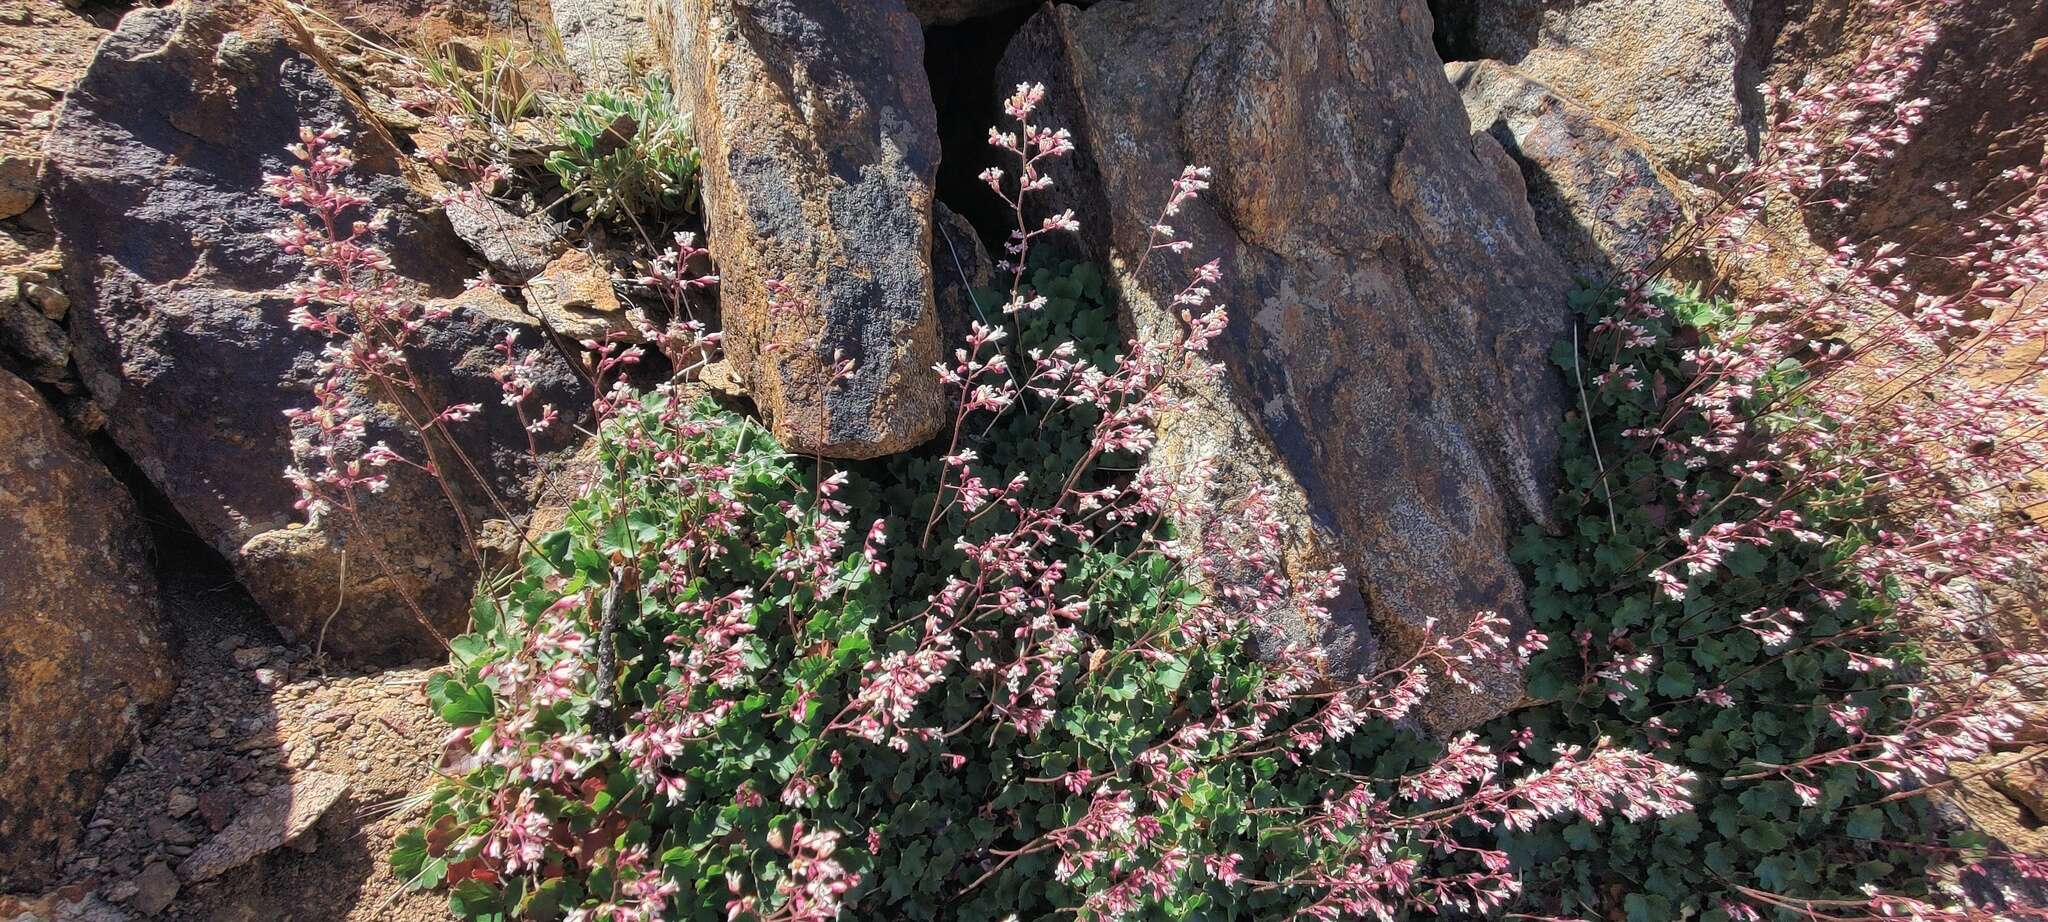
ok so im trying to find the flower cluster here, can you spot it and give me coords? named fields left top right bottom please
left=1506, top=1, right=2048, bottom=915
left=1653, top=0, right=2048, bottom=799
left=265, top=125, right=559, bottom=639
left=383, top=85, right=1692, bottom=921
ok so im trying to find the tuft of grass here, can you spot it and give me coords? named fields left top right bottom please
left=418, top=36, right=545, bottom=130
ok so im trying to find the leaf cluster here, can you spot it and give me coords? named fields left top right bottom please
left=1484, top=285, right=1957, bottom=920
left=542, top=77, right=701, bottom=224
left=398, top=262, right=1441, bottom=921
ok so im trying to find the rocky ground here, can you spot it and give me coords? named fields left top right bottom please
left=2, top=565, right=451, bottom=922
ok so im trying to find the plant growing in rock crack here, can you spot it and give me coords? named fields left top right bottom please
left=377, top=84, right=1694, bottom=922
left=416, top=36, right=545, bottom=137
left=1489, top=1, right=2048, bottom=917
left=543, top=76, right=702, bottom=228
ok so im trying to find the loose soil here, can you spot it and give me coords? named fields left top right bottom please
left=27, top=569, right=455, bottom=922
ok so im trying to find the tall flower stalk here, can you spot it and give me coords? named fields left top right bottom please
left=265, top=126, right=562, bottom=640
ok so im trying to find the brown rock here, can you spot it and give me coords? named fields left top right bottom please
left=998, top=0, right=1573, bottom=731
left=1946, top=750, right=2048, bottom=872
left=0, top=156, right=34, bottom=220
left=0, top=885, right=129, bottom=922
left=1768, top=0, right=2048, bottom=294
left=0, top=0, right=104, bottom=220
left=129, top=863, right=177, bottom=916
left=24, top=281, right=67, bottom=319
left=40, top=1, right=587, bottom=662
left=1432, top=0, right=1763, bottom=177
left=552, top=0, right=658, bottom=88
left=525, top=248, right=631, bottom=340
left=164, top=792, right=197, bottom=819
left=195, top=794, right=235, bottom=834
left=0, top=372, right=174, bottom=890
left=442, top=186, right=561, bottom=281
left=0, top=283, right=68, bottom=382
left=1448, top=59, right=1700, bottom=285
left=677, top=0, right=948, bottom=459
left=1989, top=752, right=2048, bottom=825
left=294, top=0, right=549, bottom=50
left=930, top=201, right=996, bottom=351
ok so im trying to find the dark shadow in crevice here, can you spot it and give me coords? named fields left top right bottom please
left=84, top=430, right=236, bottom=589
left=1736, top=0, right=1802, bottom=164
left=1425, top=0, right=1488, bottom=63
left=924, top=4, right=1049, bottom=254
left=1469, top=113, right=1625, bottom=292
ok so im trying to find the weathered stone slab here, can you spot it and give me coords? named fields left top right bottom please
left=42, top=0, right=584, bottom=662
left=1432, top=0, right=1760, bottom=177
left=1450, top=59, right=1698, bottom=285
left=999, top=0, right=1575, bottom=731
left=0, top=372, right=173, bottom=889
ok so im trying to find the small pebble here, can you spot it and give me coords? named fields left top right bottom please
left=166, top=791, right=197, bottom=817
left=131, top=862, right=178, bottom=915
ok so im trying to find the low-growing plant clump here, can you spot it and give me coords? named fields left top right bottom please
left=1488, top=2, right=2048, bottom=916
left=543, top=77, right=701, bottom=226
left=1495, top=284, right=1953, bottom=919
left=258, top=88, right=1699, bottom=920
left=257, top=2, right=2048, bottom=916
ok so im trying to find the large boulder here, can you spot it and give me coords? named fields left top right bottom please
left=0, top=372, right=174, bottom=890
left=1767, top=0, right=2048, bottom=292
left=676, top=0, right=948, bottom=460
left=1431, top=0, right=1764, bottom=177
left=998, top=0, right=1575, bottom=731
left=1448, top=59, right=1698, bottom=285
left=41, top=0, right=584, bottom=663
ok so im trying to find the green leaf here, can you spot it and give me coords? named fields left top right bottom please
left=1845, top=808, right=1885, bottom=840
left=448, top=633, right=489, bottom=668
left=438, top=682, right=495, bottom=727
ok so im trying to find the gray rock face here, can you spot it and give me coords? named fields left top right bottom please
left=999, top=0, right=1574, bottom=731
left=676, top=0, right=947, bottom=459
left=40, top=0, right=584, bottom=663
left=904, top=0, right=1037, bottom=27
left=1433, top=0, right=1762, bottom=177
left=0, top=371, right=173, bottom=890
left=930, top=201, right=995, bottom=349
left=443, top=189, right=561, bottom=281
left=553, top=0, right=659, bottom=88
left=1449, top=59, right=1698, bottom=285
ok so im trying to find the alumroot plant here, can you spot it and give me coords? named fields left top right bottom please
left=1508, top=0, right=2048, bottom=916
left=1668, top=0, right=2047, bottom=824
left=361, top=85, right=1692, bottom=921
left=265, top=126, right=561, bottom=641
